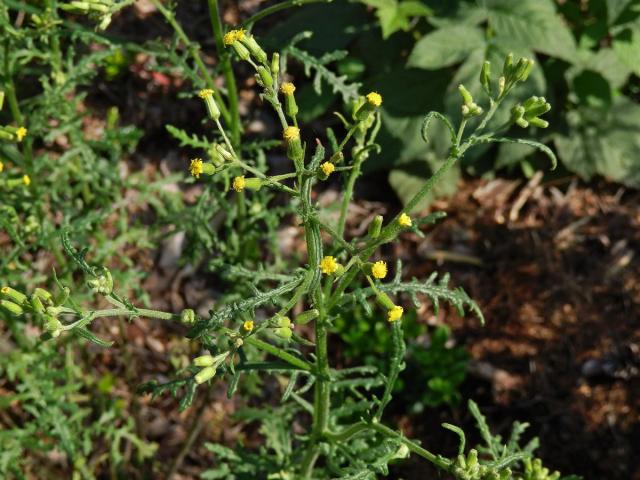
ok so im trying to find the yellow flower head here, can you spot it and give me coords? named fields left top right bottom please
left=1, top=287, right=9, bottom=294
left=223, top=29, right=245, bottom=45
left=320, top=256, right=339, bottom=275
left=320, top=162, right=335, bottom=176
left=233, top=175, right=246, bottom=192
left=398, top=213, right=412, bottom=227
left=16, top=127, right=27, bottom=142
left=387, top=306, right=403, bottom=322
left=371, top=260, right=387, bottom=279
left=366, top=92, right=382, bottom=107
left=0, top=161, right=4, bottom=172
left=198, top=88, right=214, bottom=99
left=281, top=82, right=296, bottom=95
left=189, top=158, right=204, bottom=178
left=283, top=126, right=300, bottom=141
left=22, top=175, right=31, bottom=186
left=243, top=320, right=254, bottom=332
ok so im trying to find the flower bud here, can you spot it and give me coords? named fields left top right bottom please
left=295, top=309, right=319, bottom=325
left=194, top=366, right=217, bottom=384
left=256, top=66, right=273, bottom=88
left=244, top=177, right=263, bottom=191
left=271, top=53, right=280, bottom=81
left=240, top=34, right=268, bottom=64
left=198, top=89, right=220, bottom=121
left=231, top=41, right=251, bottom=61
left=281, top=82, right=298, bottom=118
left=368, top=215, right=383, bottom=239
left=355, top=92, right=382, bottom=121
left=1, top=299, right=24, bottom=315
left=1, top=286, right=27, bottom=305
left=480, top=60, right=492, bottom=95
left=46, top=315, right=63, bottom=338
left=181, top=308, right=196, bottom=324
left=30, top=295, right=45, bottom=314
left=318, top=161, right=334, bottom=180
left=193, top=355, right=215, bottom=367
left=283, top=126, right=303, bottom=165
left=215, top=144, right=235, bottom=162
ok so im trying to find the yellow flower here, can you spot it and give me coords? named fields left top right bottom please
left=371, top=260, right=387, bottom=279
left=283, top=126, right=300, bottom=141
left=1, top=287, right=9, bottom=294
left=198, top=88, right=214, bottom=99
left=281, top=82, right=296, bottom=95
left=320, top=256, right=339, bottom=275
left=320, top=162, right=335, bottom=176
left=243, top=320, right=254, bottom=332
left=189, top=158, right=204, bottom=178
left=366, top=92, right=382, bottom=107
left=0, top=161, right=4, bottom=172
left=398, top=213, right=412, bottom=227
left=16, top=127, right=27, bottom=142
left=223, top=29, right=245, bottom=45
left=22, top=175, right=31, bottom=186
left=233, top=175, right=246, bottom=192
left=387, top=306, right=403, bottom=322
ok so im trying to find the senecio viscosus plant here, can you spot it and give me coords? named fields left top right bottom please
left=2, top=27, right=563, bottom=479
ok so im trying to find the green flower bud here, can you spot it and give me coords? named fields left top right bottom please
left=368, top=215, right=383, bottom=239
left=194, top=366, right=217, bottom=384
left=280, top=82, right=298, bottom=118
left=215, top=143, right=235, bottom=162
left=1, top=299, right=24, bottom=315
left=231, top=41, right=251, bottom=61
left=295, top=309, right=319, bottom=325
left=275, top=326, right=292, bottom=341
left=480, top=60, right=492, bottom=95
left=355, top=92, right=382, bottom=121
left=283, top=127, right=304, bottom=166
left=34, top=288, right=52, bottom=304
left=193, top=355, right=215, bottom=367
left=240, top=35, right=268, bottom=64
left=181, top=308, right=196, bottom=324
left=45, top=315, right=63, bottom=337
left=1, top=286, right=27, bottom=305
left=256, top=66, right=273, bottom=88
left=244, top=177, right=263, bottom=191
left=271, top=53, right=280, bottom=81
left=31, top=295, right=45, bottom=314
left=198, top=89, right=220, bottom=121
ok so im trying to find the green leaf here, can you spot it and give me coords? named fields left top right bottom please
left=367, top=0, right=432, bottom=38
left=612, top=26, right=640, bottom=76
left=607, top=0, right=635, bottom=25
left=388, top=161, right=459, bottom=212
left=554, top=96, right=640, bottom=187
left=407, top=25, right=485, bottom=69
left=485, top=0, right=577, bottom=62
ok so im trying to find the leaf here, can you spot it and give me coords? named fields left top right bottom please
left=553, top=96, right=640, bottom=187
left=388, top=161, right=459, bottom=211
left=612, top=26, right=640, bottom=76
left=607, top=0, right=635, bottom=25
left=473, top=136, right=557, bottom=170
left=407, top=25, right=485, bottom=69
left=165, top=124, right=211, bottom=149
left=362, top=0, right=432, bottom=38
left=485, top=0, right=577, bottom=62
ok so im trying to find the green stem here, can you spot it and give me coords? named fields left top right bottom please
left=207, top=0, right=241, bottom=146
left=336, top=154, right=362, bottom=237
left=149, top=0, right=230, bottom=123
left=325, top=421, right=450, bottom=470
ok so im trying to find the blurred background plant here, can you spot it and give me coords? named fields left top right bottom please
left=265, top=0, right=640, bottom=209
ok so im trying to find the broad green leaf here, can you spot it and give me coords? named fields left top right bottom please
left=554, top=96, right=640, bottom=187
left=612, top=26, right=640, bottom=76
left=370, top=0, right=432, bottom=38
left=407, top=25, right=485, bottom=69
left=607, top=0, right=635, bottom=25
left=485, top=0, right=577, bottom=62
left=388, top=160, right=459, bottom=212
